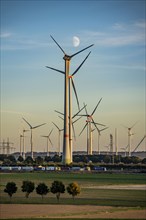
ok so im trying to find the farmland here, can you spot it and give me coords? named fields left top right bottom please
left=0, top=172, right=146, bottom=219
left=0, top=172, right=146, bottom=206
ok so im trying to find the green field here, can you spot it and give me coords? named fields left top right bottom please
left=0, top=172, right=146, bottom=207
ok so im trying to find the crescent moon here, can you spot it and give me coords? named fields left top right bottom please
left=73, top=36, right=80, bottom=47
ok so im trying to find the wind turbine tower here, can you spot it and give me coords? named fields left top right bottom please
left=20, top=134, right=23, bottom=157
left=115, top=128, right=118, bottom=155
left=22, top=129, right=29, bottom=160
left=110, top=134, right=114, bottom=164
left=46, top=35, right=93, bottom=164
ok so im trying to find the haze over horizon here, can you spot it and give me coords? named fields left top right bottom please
left=1, top=0, right=145, bottom=154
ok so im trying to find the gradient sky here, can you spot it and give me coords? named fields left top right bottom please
left=1, top=0, right=145, bottom=154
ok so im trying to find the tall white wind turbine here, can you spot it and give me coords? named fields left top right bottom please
left=46, top=35, right=93, bottom=164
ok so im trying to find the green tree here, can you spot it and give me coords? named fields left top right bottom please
left=67, top=182, right=81, bottom=200
left=36, top=183, right=49, bottom=199
left=17, top=155, right=24, bottom=163
left=24, top=156, right=34, bottom=165
left=142, top=158, right=146, bottom=164
left=52, top=154, right=61, bottom=162
left=44, top=156, right=52, bottom=162
left=35, top=156, right=44, bottom=165
left=21, top=180, right=35, bottom=198
left=7, top=155, right=16, bottom=164
left=50, top=180, right=65, bottom=202
left=103, top=155, right=111, bottom=163
left=4, top=182, right=17, bottom=199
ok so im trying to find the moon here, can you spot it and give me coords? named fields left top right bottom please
left=73, top=36, right=80, bottom=47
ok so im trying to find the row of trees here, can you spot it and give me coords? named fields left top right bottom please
left=4, top=181, right=80, bottom=202
left=0, top=154, right=146, bottom=165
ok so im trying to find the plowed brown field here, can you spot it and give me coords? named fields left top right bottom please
left=0, top=204, right=146, bottom=219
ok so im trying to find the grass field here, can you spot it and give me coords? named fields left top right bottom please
left=0, top=172, right=146, bottom=207
left=1, top=172, right=146, bottom=185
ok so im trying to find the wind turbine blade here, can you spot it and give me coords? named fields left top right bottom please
left=33, top=123, right=46, bottom=129
left=49, top=138, right=53, bottom=147
left=58, top=115, right=64, bottom=121
left=22, top=117, right=32, bottom=129
left=84, top=102, right=88, bottom=115
left=92, top=118, right=100, bottom=133
left=46, top=66, right=65, bottom=74
left=92, top=122, right=106, bottom=127
left=55, top=110, right=64, bottom=116
left=50, top=35, right=66, bottom=55
left=77, top=114, right=88, bottom=117
left=52, top=122, right=60, bottom=130
left=91, top=98, right=102, bottom=116
left=133, top=134, right=146, bottom=152
left=72, top=123, right=76, bottom=141
left=79, top=122, right=88, bottom=136
left=131, top=121, right=138, bottom=129
left=121, top=124, right=128, bottom=129
left=70, top=44, right=94, bottom=58
left=72, top=52, right=91, bottom=76
left=71, top=78, right=80, bottom=110
left=49, top=129, right=53, bottom=137
left=100, top=127, right=109, bottom=132
left=72, top=104, right=87, bottom=119
left=73, top=116, right=82, bottom=124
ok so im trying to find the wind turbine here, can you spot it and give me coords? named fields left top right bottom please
left=41, top=129, right=53, bottom=157
left=46, top=35, right=93, bottom=164
left=79, top=99, right=103, bottom=155
left=22, top=117, right=46, bottom=159
left=122, top=122, right=137, bottom=156
left=93, top=126, right=108, bottom=155
left=52, top=122, right=63, bottom=156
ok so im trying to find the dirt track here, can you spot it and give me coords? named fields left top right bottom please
left=0, top=204, right=146, bottom=219
left=83, top=184, right=146, bottom=190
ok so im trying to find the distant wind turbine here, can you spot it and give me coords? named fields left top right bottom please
left=22, top=117, right=46, bottom=159
left=52, top=122, right=63, bottom=156
left=122, top=122, right=137, bottom=156
left=41, top=129, right=53, bottom=157
left=79, top=99, right=103, bottom=155
left=93, top=126, right=108, bottom=155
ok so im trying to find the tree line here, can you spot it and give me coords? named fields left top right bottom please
left=4, top=180, right=80, bottom=202
left=0, top=154, right=146, bottom=166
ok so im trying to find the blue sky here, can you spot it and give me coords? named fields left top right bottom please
left=1, top=0, right=145, bottom=154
